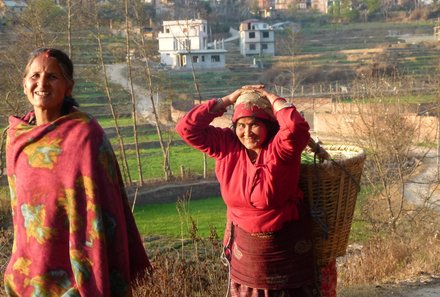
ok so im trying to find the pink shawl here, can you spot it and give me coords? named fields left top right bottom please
left=4, top=110, right=151, bottom=296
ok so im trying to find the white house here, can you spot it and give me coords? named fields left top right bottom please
left=239, top=19, right=275, bottom=57
left=157, top=19, right=227, bottom=69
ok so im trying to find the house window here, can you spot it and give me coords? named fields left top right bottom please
left=192, top=56, right=199, bottom=63
left=262, top=44, right=268, bottom=50
left=263, top=31, right=269, bottom=38
left=249, top=44, right=256, bottom=50
left=211, top=55, right=220, bottom=62
left=202, top=56, right=205, bottom=62
left=249, top=32, right=255, bottom=39
left=165, top=28, right=170, bottom=33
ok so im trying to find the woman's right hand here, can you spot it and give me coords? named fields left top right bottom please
left=221, top=88, right=244, bottom=106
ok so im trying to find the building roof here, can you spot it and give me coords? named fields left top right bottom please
left=162, top=19, right=206, bottom=25
left=240, top=19, right=265, bottom=24
left=175, top=49, right=227, bottom=54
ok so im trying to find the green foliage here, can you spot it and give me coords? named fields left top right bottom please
left=20, top=0, right=65, bottom=33
left=366, top=0, right=381, bottom=15
left=0, top=185, right=11, bottom=229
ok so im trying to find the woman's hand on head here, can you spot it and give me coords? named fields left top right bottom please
left=221, top=85, right=273, bottom=106
left=241, top=84, right=264, bottom=90
left=222, top=88, right=245, bottom=106
left=253, top=87, right=279, bottom=102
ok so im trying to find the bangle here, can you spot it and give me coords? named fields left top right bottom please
left=272, top=97, right=286, bottom=108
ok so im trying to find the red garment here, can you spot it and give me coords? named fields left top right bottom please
left=176, top=98, right=310, bottom=233
left=229, top=204, right=316, bottom=290
left=232, top=101, right=276, bottom=123
left=230, top=281, right=321, bottom=297
left=320, top=260, right=337, bottom=297
left=4, top=110, right=151, bottom=296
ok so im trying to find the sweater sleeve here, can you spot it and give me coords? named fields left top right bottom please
left=271, top=105, right=310, bottom=161
left=175, top=99, right=235, bottom=159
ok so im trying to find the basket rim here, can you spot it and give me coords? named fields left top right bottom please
left=302, top=144, right=365, bottom=165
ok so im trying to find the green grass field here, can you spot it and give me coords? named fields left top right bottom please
left=132, top=191, right=368, bottom=245
left=133, top=196, right=227, bottom=238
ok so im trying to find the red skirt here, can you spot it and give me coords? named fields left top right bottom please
left=228, top=202, right=318, bottom=290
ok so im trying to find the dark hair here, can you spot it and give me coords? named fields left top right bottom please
left=23, top=47, right=79, bottom=115
left=232, top=117, right=280, bottom=146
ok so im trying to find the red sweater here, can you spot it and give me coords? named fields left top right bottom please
left=176, top=99, right=310, bottom=233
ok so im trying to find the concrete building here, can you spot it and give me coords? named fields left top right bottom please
left=157, top=19, right=227, bottom=69
left=239, top=19, right=275, bottom=57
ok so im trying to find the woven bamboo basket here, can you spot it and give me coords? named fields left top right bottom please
left=299, top=144, right=366, bottom=267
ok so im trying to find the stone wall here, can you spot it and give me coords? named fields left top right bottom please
left=171, top=98, right=439, bottom=142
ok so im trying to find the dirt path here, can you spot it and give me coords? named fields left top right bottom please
left=106, top=63, right=157, bottom=123
left=404, top=149, right=440, bottom=210
left=340, top=278, right=440, bottom=297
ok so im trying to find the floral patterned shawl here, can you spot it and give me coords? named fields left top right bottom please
left=4, top=109, right=151, bottom=296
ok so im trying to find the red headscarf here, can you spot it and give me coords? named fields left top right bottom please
left=232, top=103, right=275, bottom=123
left=232, top=91, right=276, bottom=123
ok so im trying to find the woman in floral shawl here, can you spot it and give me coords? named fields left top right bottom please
left=3, top=48, right=151, bottom=296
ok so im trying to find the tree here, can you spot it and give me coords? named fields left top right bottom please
left=285, top=27, right=302, bottom=95
left=340, top=73, right=438, bottom=232
left=18, top=0, right=65, bottom=48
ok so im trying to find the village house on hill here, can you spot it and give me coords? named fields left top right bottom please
left=157, top=19, right=227, bottom=70
left=239, top=19, right=275, bottom=57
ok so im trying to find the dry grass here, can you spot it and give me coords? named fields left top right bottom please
left=132, top=246, right=228, bottom=296
left=339, top=230, right=440, bottom=285
left=338, top=189, right=440, bottom=290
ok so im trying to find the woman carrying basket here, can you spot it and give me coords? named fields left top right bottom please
left=176, top=84, right=336, bottom=297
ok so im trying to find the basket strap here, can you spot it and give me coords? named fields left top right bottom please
left=221, top=221, right=234, bottom=297
left=310, top=145, right=329, bottom=240
left=329, top=158, right=362, bottom=193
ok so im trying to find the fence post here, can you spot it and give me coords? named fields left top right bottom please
left=180, top=165, right=185, bottom=179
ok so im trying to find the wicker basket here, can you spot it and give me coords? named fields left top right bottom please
left=299, top=144, right=366, bottom=267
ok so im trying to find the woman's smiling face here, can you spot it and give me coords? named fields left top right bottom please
left=235, top=116, right=268, bottom=153
left=23, top=54, right=72, bottom=118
